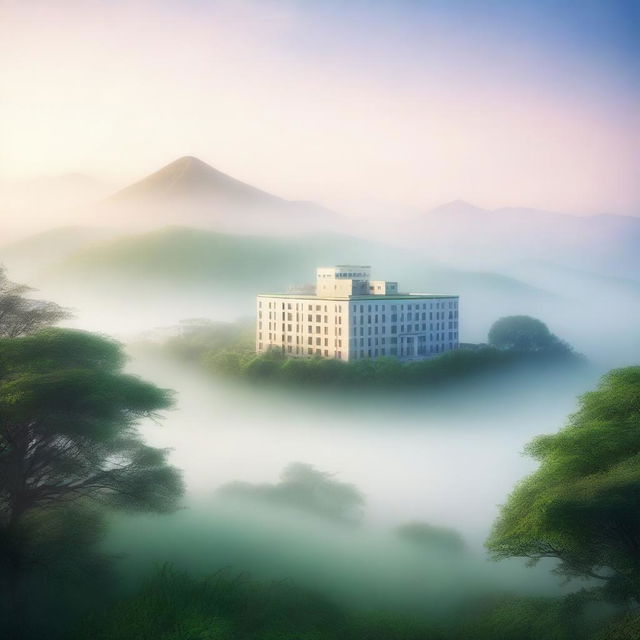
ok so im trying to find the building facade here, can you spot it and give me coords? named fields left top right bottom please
left=256, top=265, right=459, bottom=362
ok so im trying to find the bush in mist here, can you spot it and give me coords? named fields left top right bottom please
left=71, top=566, right=351, bottom=640
left=488, top=316, right=573, bottom=355
left=456, top=594, right=591, bottom=640
left=0, top=328, right=184, bottom=637
left=487, top=366, right=640, bottom=604
left=395, top=522, right=466, bottom=553
left=217, top=462, right=365, bottom=525
left=0, top=266, right=70, bottom=337
left=165, top=318, right=254, bottom=363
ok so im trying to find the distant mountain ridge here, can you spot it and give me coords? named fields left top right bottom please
left=406, top=200, right=640, bottom=281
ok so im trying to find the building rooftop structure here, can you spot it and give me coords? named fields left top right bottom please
left=276, top=265, right=456, bottom=300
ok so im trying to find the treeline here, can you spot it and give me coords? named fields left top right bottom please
left=212, top=345, right=583, bottom=388
left=160, top=315, right=584, bottom=389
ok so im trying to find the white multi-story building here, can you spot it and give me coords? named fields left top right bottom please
left=256, top=265, right=459, bottom=362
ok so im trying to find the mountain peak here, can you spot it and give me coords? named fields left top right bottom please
left=109, top=156, right=282, bottom=205
left=428, top=200, right=487, bottom=215
left=167, top=155, right=208, bottom=170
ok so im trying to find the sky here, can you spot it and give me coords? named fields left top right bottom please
left=1, top=0, right=638, bottom=214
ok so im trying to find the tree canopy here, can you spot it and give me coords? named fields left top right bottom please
left=0, top=267, right=69, bottom=338
left=0, top=328, right=183, bottom=523
left=488, top=315, right=571, bottom=354
left=486, top=367, right=640, bottom=602
left=217, top=462, right=365, bottom=525
left=0, top=328, right=184, bottom=635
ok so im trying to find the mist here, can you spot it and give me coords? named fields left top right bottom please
left=2, top=2, right=639, bottom=637
left=2, top=156, right=637, bottom=640
left=90, top=348, right=589, bottom=622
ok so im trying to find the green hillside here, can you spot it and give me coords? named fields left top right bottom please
left=0, top=226, right=119, bottom=281
left=48, top=226, right=376, bottom=290
left=46, top=226, right=550, bottom=302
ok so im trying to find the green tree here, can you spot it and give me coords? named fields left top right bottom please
left=242, top=349, right=285, bottom=381
left=218, top=462, right=365, bottom=525
left=0, top=267, right=70, bottom=338
left=0, top=328, right=183, bottom=636
left=488, top=316, right=570, bottom=354
left=487, top=367, right=640, bottom=603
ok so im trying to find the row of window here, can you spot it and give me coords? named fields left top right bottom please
left=259, top=323, right=344, bottom=335
left=258, top=299, right=458, bottom=312
left=260, top=301, right=341, bottom=312
left=351, top=301, right=457, bottom=312
left=258, top=323, right=458, bottom=340
left=350, top=343, right=457, bottom=359
left=257, top=343, right=342, bottom=358
left=351, top=322, right=458, bottom=336
left=353, top=310, right=457, bottom=323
